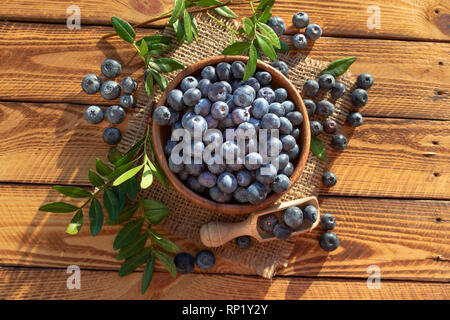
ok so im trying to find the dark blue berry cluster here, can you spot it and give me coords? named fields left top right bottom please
left=173, top=250, right=215, bottom=273
left=290, top=12, right=322, bottom=50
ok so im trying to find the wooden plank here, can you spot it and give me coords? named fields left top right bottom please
left=0, top=102, right=448, bottom=199
left=0, top=0, right=449, bottom=41
left=0, top=267, right=448, bottom=300
left=0, top=184, right=448, bottom=282
left=0, top=22, right=448, bottom=120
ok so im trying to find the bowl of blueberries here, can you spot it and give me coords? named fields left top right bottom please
left=151, top=56, right=310, bottom=214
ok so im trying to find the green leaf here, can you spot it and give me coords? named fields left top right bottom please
left=119, top=247, right=152, bottom=277
left=39, top=202, right=79, bottom=213
left=147, top=43, right=174, bottom=56
left=190, top=15, right=199, bottom=40
left=242, top=18, right=254, bottom=37
left=107, top=147, right=123, bottom=165
left=114, top=137, right=145, bottom=168
left=53, top=185, right=91, bottom=198
left=89, top=198, right=103, bottom=236
left=151, top=70, right=169, bottom=91
left=256, top=0, right=275, bottom=11
left=151, top=58, right=184, bottom=73
left=172, top=19, right=185, bottom=44
left=256, top=5, right=272, bottom=23
left=255, top=33, right=276, bottom=61
left=110, top=17, right=135, bottom=43
left=88, top=170, right=105, bottom=187
left=154, top=250, right=176, bottom=278
left=151, top=234, right=179, bottom=253
left=243, top=44, right=258, bottom=81
left=95, top=158, right=113, bottom=177
left=116, top=233, right=148, bottom=260
left=108, top=204, right=140, bottom=225
left=141, top=255, right=155, bottom=294
left=65, top=209, right=84, bottom=235
left=136, top=35, right=172, bottom=45
left=120, top=175, right=139, bottom=200
left=275, top=39, right=291, bottom=53
left=214, top=6, right=237, bottom=19
left=145, top=70, right=153, bottom=95
left=113, top=164, right=144, bottom=186
left=140, top=37, right=149, bottom=56
left=150, top=160, right=169, bottom=192
left=107, top=160, right=137, bottom=181
left=103, top=188, right=120, bottom=223
left=169, top=0, right=185, bottom=25
left=320, top=57, right=357, bottom=77
left=113, top=218, right=144, bottom=250
left=310, top=136, right=327, bottom=162
left=194, top=0, right=221, bottom=6
left=141, top=199, right=169, bottom=225
left=183, top=10, right=193, bottom=44
left=140, top=163, right=154, bottom=189
left=112, top=186, right=126, bottom=212
left=222, top=41, right=251, bottom=55
left=257, top=22, right=280, bottom=49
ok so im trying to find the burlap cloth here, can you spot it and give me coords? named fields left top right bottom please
left=119, top=13, right=354, bottom=278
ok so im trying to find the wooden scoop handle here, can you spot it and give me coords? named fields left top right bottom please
left=200, top=219, right=254, bottom=248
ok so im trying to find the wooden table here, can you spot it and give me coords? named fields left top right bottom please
left=0, top=0, right=449, bottom=300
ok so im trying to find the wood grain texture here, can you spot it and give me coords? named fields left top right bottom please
left=0, top=184, right=448, bottom=282
left=0, top=267, right=448, bottom=300
left=0, top=0, right=449, bottom=41
left=0, top=22, right=448, bottom=120
left=0, top=102, right=448, bottom=199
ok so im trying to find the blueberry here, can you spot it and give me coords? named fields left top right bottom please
left=180, top=76, right=198, bottom=92
left=272, top=153, right=290, bottom=171
left=322, top=171, right=337, bottom=187
left=194, top=98, right=211, bottom=116
left=318, top=74, right=335, bottom=91
left=219, top=113, right=234, bottom=128
left=232, top=107, right=251, bottom=125
left=347, top=112, right=363, bottom=127
left=357, top=73, right=374, bottom=90
left=209, top=186, right=232, bottom=203
left=274, top=223, right=292, bottom=240
left=187, top=176, right=205, bottom=193
left=247, top=182, right=268, bottom=204
left=221, top=140, right=240, bottom=161
left=261, top=113, right=280, bottom=130
left=233, top=187, right=249, bottom=203
left=321, top=214, right=336, bottom=231
left=303, top=80, right=319, bottom=97
left=281, top=100, right=295, bottom=114
left=181, top=111, right=195, bottom=128
left=310, top=120, right=323, bottom=136
left=244, top=152, right=263, bottom=170
left=217, top=172, right=238, bottom=193
left=272, top=60, right=289, bottom=76
left=319, top=232, right=339, bottom=252
left=153, top=106, right=172, bottom=125
left=323, top=119, right=338, bottom=134
left=197, top=171, right=217, bottom=188
left=100, top=80, right=121, bottom=100
left=183, top=88, right=202, bottom=107
left=257, top=87, right=276, bottom=103
left=281, top=134, right=296, bottom=151
left=258, top=213, right=278, bottom=233
left=283, top=206, right=303, bottom=229
left=305, top=24, right=322, bottom=40
left=331, top=134, right=347, bottom=151
left=286, top=111, right=303, bottom=126
left=103, top=127, right=122, bottom=145
left=316, top=100, right=335, bottom=118
left=101, top=59, right=122, bottom=78
left=303, top=99, right=316, bottom=117
left=231, top=80, right=244, bottom=92
left=208, top=82, right=228, bottom=102
left=292, top=33, right=308, bottom=50
left=244, top=77, right=261, bottom=92
left=249, top=117, right=261, bottom=131
left=184, top=115, right=208, bottom=136
left=207, top=161, right=226, bottom=175
left=120, top=94, right=136, bottom=109
left=274, top=88, right=288, bottom=103
left=105, top=105, right=125, bottom=124
left=267, top=17, right=286, bottom=36
left=279, top=117, right=293, bottom=135
left=121, top=76, right=138, bottom=94
left=266, top=136, right=283, bottom=156
left=216, top=62, right=232, bottom=81
left=195, top=250, right=215, bottom=270
left=203, top=130, right=222, bottom=146
left=351, top=88, right=368, bottom=108
left=291, top=128, right=301, bottom=140
left=303, top=205, right=318, bottom=223
left=167, top=89, right=184, bottom=111
left=286, top=144, right=300, bottom=160
left=233, top=85, right=256, bottom=107
left=85, top=105, right=104, bottom=124
left=256, top=164, right=278, bottom=185
left=231, top=61, right=246, bottom=79
left=268, top=102, right=285, bottom=117
left=185, top=141, right=205, bottom=159
left=168, top=156, right=184, bottom=173
left=237, top=121, right=256, bottom=137
left=271, top=174, right=291, bottom=193
left=211, top=101, right=229, bottom=120
left=201, top=65, right=217, bottom=81
left=281, top=162, right=294, bottom=176
left=165, top=140, right=178, bottom=156
left=236, top=170, right=253, bottom=187
left=292, top=12, right=309, bottom=28
left=81, top=74, right=101, bottom=94
left=226, top=162, right=244, bottom=172
left=251, top=98, right=269, bottom=119
left=254, top=71, right=272, bottom=86
left=331, top=82, right=346, bottom=99
left=174, top=252, right=195, bottom=274
left=198, top=79, right=211, bottom=98
left=236, top=236, right=251, bottom=249
left=178, top=170, right=190, bottom=181
left=225, top=93, right=236, bottom=111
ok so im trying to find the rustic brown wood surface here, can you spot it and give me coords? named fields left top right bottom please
left=0, top=0, right=449, bottom=300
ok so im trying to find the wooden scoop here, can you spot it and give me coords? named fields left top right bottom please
left=200, top=196, right=320, bottom=247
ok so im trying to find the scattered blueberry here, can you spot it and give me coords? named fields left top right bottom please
left=316, top=100, right=335, bottom=118
left=321, top=214, right=336, bottom=230
left=357, top=73, right=374, bottom=90
left=303, top=99, right=316, bottom=117
left=272, top=60, right=289, bottom=76
left=121, top=76, right=138, bottom=94
left=101, top=59, right=122, bottom=78
left=103, top=127, right=122, bottom=145
left=331, top=82, right=346, bottom=99
left=120, top=94, right=136, bottom=109
left=331, top=134, right=348, bottom=151
left=167, top=89, right=185, bottom=111
left=85, top=105, right=104, bottom=124
left=322, top=171, right=337, bottom=187
left=266, top=17, right=286, bottom=36
left=174, top=252, right=195, bottom=274
left=292, top=12, right=309, bottom=28
left=292, top=33, right=308, bottom=50
left=105, top=105, right=125, bottom=124
left=310, top=120, right=323, bottom=136
left=303, top=79, right=319, bottom=97
left=318, top=74, right=335, bottom=91
left=305, top=24, right=322, bottom=40
left=195, top=250, right=215, bottom=270
left=347, top=112, right=364, bottom=127
left=81, top=74, right=101, bottom=94
left=153, top=106, right=172, bottom=126
left=351, top=88, right=368, bottom=108
left=319, top=232, right=339, bottom=252
left=100, top=80, right=121, bottom=100
left=323, top=119, right=338, bottom=134
left=303, top=205, right=318, bottom=223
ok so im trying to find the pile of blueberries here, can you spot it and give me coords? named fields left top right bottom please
left=81, top=59, right=138, bottom=145
left=173, top=249, right=215, bottom=274
left=153, top=61, right=305, bottom=205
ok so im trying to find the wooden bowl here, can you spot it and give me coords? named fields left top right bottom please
left=151, top=55, right=310, bottom=215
